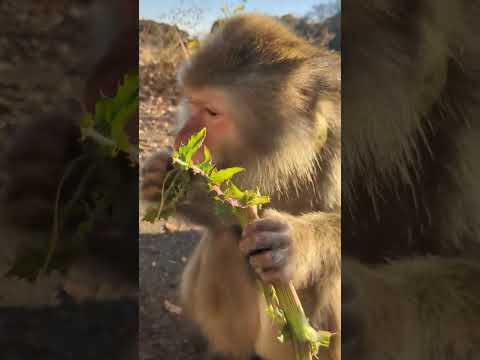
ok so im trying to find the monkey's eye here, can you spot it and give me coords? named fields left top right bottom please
left=205, top=108, right=218, bottom=117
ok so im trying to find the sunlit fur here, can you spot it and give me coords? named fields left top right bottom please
left=175, top=14, right=341, bottom=360
left=177, top=14, right=340, bottom=211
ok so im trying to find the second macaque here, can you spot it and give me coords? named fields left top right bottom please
left=141, top=14, right=341, bottom=360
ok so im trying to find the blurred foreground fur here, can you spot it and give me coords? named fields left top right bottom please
left=342, top=1, right=480, bottom=359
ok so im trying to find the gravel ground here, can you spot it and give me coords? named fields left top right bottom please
left=139, top=221, right=209, bottom=359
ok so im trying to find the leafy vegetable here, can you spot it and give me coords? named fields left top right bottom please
left=80, top=71, right=139, bottom=164
left=8, top=72, right=139, bottom=281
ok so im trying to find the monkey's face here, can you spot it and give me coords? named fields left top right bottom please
left=175, top=87, right=241, bottom=166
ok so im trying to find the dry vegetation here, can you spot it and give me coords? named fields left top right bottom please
left=139, top=20, right=191, bottom=162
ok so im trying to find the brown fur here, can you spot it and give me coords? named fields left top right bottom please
left=342, top=1, right=480, bottom=359
left=174, top=14, right=341, bottom=360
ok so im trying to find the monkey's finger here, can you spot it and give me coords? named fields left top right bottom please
left=242, top=217, right=290, bottom=238
left=256, top=264, right=292, bottom=284
left=249, top=247, right=289, bottom=271
left=239, top=231, right=290, bottom=256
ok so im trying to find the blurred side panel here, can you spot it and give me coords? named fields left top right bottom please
left=342, top=1, right=480, bottom=359
left=0, top=1, right=139, bottom=359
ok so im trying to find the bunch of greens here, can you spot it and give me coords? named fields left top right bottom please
left=143, top=128, right=333, bottom=360
left=80, top=71, right=139, bottom=165
left=7, top=72, right=139, bottom=281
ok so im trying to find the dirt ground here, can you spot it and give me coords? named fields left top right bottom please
left=138, top=131, right=211, bottom=358
left=138, top=93, right=212, bottom=359
left=139, top=220, right=209, bottom=359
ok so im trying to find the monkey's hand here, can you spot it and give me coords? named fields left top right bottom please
left=240, top=210, right=340, bottom=288
left=239, top=214, right=293, bottom=284
left=140, top=147, right=174, bottom=202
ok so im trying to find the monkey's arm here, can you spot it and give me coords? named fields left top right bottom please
left=240, top=208, right=341, bottom=341
left=241, top=209, right=341, bottom=291
left=180, top=228, right=261, bottom=358
left=342, top=257, right=480, bottom=360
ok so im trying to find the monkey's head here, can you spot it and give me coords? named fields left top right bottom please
left=175, top=14, right=340, bottom=196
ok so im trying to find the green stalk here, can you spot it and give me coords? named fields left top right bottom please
left=237, top=207, right=314, bottom=360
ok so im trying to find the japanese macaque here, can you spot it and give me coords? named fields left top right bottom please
left=342, top=1, right=480, bottom=359
left=141, top=14, right=341, bottom=360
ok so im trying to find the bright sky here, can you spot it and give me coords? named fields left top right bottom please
left=140, top=0, right=331, bottom=35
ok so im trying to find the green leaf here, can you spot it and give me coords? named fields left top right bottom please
left=223, top=182, right=245, bottom=200
left=95, top=100, right=107, bottom=123
left=203, top=146, right=212, bottom=163
left=196, top=146, right=213, bottom=174
left=241, top=190, right=270, bottom=206
left=178, top=127, right=206, bottom=164
left=111, top=97, right=138, bottom=152
left=143, top=205, right=160, bottom=223
left=247, top=194, right=270, bottom=206
left=209, top=167, right=244, bottom=185
left=113, top=72, right=139, bottom=109
left=80, top=113, right=94, bottom=129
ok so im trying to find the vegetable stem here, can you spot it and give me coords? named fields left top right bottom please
left=239, top=207, right=313, bottom=360
left=82, top=127, right=139, bottom=163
